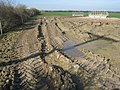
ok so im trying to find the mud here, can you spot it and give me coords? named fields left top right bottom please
left=0, top=17, right=120, bottom=90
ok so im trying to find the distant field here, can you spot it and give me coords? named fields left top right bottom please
left=33, top=11, right=120, bottom=19
left=109, top=12, right=120, bottom=18
left=32, top=11, right=88, bottom=19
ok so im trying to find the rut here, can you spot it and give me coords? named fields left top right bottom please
left=12, top=57, right=76, bottom=90
left=45, top=17, right=120, bottom=90
left=9, top=21, right=76, bottom=90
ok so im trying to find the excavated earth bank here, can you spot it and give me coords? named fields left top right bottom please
left=0, top=17, right=120, bottom=90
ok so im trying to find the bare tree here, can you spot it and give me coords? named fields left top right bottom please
left=0, top=20, right=3, bottom=35
left=0, top=0, right=40, bottom=33
left=15, top=4, right=27, bottom=23
left=0, top=0, right=21, bottom=31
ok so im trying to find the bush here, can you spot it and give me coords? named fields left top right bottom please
left=0, top=0, right=40, bottom=33
left=29, top=8, right=40, bottom=17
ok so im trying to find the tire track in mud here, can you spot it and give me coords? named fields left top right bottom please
left=9, top=22, right=76, bottom=90
left=45, top=17, right=120, bottom=90
left=12, top=57, right=76, bottom=90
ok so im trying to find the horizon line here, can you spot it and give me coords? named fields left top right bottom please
left=40, top=10, right=120, bottom=12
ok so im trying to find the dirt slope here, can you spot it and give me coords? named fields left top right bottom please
left=42, top=17, right=120, bottom=90
left=0, top=20, right=76, bottom=90
left=1, top=17, right=120, bottom=90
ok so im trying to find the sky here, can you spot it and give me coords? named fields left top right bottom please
left=16, top=0, right=120, bottom=11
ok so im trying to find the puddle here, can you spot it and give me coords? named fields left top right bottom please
left=80, top=39, right=112, bottom=51
left=62, top=38, right=112, bottom=58
left=63, top=41, right=84, bottom=58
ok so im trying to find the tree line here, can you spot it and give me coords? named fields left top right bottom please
left=0, top=0, right=40, bottom=33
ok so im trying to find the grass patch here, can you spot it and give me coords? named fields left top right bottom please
left=32, top=11, right=88, bottom=19
left=32, top=11, right=120, bottom=19
left=109, top=12, right=120, bottom=18
left=32, top=11, right=72, bottom=19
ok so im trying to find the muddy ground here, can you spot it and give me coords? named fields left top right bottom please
left=0, top=17, right=120, bottom=90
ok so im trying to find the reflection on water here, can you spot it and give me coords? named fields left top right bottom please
left=80, top=39, right=112, bottom=51
left=63, top=41, right=84, bottom=58
left=62, top=38, right=112, bottom=58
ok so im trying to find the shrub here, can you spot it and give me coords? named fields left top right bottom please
left=0, top=0, right=40, bottom=33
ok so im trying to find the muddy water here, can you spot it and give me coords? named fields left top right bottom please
left=63, top=41, right=84, bottom=58
left=63, top=38, right=112, bottom=58
left=79, top=39, right=112, bottom=51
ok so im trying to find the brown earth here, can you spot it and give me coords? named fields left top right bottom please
left=0, top=17, right=120, bottom=90
left=42, top=17, right=120, bottom=90
left=0, top=20, right=76, bottom=90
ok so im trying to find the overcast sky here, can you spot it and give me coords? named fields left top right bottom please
left=17, top=0, right=120, bottom=11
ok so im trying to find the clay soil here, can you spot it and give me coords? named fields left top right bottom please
left=0, top=17, right=120, bottom=90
